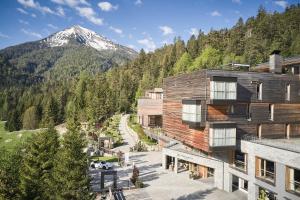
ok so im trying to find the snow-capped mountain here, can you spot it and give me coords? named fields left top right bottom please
left=43, top=25, right=136, bottom=54
left=0, top=25, right=137, bottom=82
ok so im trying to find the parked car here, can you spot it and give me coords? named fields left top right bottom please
left=90, top=160, right=113, bottom=170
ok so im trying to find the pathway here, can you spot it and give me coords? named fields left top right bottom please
left=113, top=114, right=139, bottom=153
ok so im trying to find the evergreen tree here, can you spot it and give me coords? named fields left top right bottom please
left=52, top=101, right=91, bottom=200
left=0, top=148, right=23, bottom=200
left=19, top=126, right=59, bottom=200
left=22, top=106, right=38, bottom=130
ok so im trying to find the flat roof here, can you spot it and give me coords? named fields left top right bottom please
left=243, top=138, right=300, bottom=154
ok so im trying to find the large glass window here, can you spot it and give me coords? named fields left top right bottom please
left=286, top=167, right=300, bottom=194
left=209, top=127, right=236, bottom=147
left=256, top=157, right=275, bottom=182
left=232, top=151, right=247, bottom=171
left=182, top=104, right=201, bottom=123
left=210, top=81, right=237, bottom=100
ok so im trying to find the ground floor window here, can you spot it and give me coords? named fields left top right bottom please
left=207, top=167, right=214, bottom=177
left=286, top=166, right=300, bottom=194
left=240, top=179, right=248, bottom=191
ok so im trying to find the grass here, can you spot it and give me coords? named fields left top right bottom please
left=0, top=121, right=38, bottom=151
left=90, top=156, right=118, bottom=162
left=128, top=114, right=157, bottom=145
left=101, top=115, right=123, bottom=147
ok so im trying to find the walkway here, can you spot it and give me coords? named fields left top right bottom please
left=114, top=114, right=139, bottom=153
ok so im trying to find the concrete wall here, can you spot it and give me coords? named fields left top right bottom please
left=227, top=140, right=300, bottom=200
left=162, top=141, right=300, bottom=200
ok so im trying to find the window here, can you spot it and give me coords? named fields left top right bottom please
left=257, top=83, right=263, bottom=100
left=285, top=124, right=290, bottom=139
left=210, top=81, right=237, bottom=100
left=207, top=167, right=214, bottom=177
left=227, top=105, right=234, bottom=114
left=232, top=151, right=247, bottom=171
left=286, top=84, right=291, bottom=101
left=269, top=104, right=274, bottom=121
left=286, top=167, right=300, bottom=194
left=257, top=124, right=262, bottom=138
left=256, top=157, right=275, bottom=182
left=182, top=103, right=201, bottom=123
left=240, top=179, right=248, bottom=191
left=209, top=127, right=236, bottom=147
left=246, top=104, right=251, bottom=120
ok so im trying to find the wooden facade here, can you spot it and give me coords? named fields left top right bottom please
left=163, top=69, right=300, bottom=153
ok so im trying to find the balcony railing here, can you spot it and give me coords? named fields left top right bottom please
left=233, top=160, right=246, bottom=171
left=289, top=180, right=300, bottom=193
left=258, top=170, right=275, bottom=182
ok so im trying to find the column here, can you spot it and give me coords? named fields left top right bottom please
left=174, top=157, right=178, bottom=173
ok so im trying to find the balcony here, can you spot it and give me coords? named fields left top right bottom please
left=231, top=151, right=247, bottom=172
left=208, top=122, right=236, bottom=148
left=209, top=76, right=237, bottom=104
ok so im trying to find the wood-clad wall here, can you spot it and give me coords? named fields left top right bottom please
left=163, top=69, right=300, bottom=152
left=163, top=99, right=210, bottom=152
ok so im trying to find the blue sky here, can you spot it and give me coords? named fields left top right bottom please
left=0, top=0, right=296, bottom=51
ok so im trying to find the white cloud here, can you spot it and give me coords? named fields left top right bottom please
left=17, top=7, right=28, bottom=14
left=56, top=6, right=65, bottom=16
left=109, top=26, right=123, bottom=34
left=189, top=28, right=199, bottom=36
left=31, top=13, right=37, bottom=17
left=128, top=34, right=133, bottom=39
left=17, top=0, right=64, bottom=16
left=137, top=37, right=156, bottom=52
left=21, top=28, right=42, bottom=39
left=75, top=7, right=103, bottom=25
left=98, top=2, right=118, bottom=11
left=159, top=26, right=174, bottom=36
left=51, top=0, right=89, bottom=7
left=48, top=24, right=58, bottom=29
left=232, top=0, right=241, bottom=4
left=19, top=19, right=29, bottom=25
left=274, top=1, right=288, bottom=8
left=0, top=32, right=10, bottom=39
left=211, top=10, right=221, bottom=17
left=135, top=0, right=142, bottom=6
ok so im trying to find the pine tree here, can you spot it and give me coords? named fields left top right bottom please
left=22, top=106, right=38, bottom=130
left=52, top=101, right=92, bottom=200
left=19, top=126, right=59, bottom=200
left=172, top=52, right=192, bottom=75
left=0, top=148, right=23, bottom=200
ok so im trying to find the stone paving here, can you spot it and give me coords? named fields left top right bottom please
left=91, top=114, right=247, bottom=200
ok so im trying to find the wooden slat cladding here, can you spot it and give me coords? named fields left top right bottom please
left=164, top=70, right=208, bottom=100
left=206, top=70, right=300, bottom=103
left=163, top=99, right=210, bottom=152
left=163, top=69, right=300, bottom=152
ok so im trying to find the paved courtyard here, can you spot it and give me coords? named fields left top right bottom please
left=91, top=115, right=247, bottom=200
left=117, top=151, right=246, bottom=200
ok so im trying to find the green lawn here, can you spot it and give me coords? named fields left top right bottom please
left=128, top=115, right=157, bottom=145
left=90, top=156, right=118, bottom=162
left=0, top=121, right=38, bottom=151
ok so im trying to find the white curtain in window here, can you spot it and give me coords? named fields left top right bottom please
left=211, top=81, right=237, bottom=100
left=182, top=104, right=201, bottom=122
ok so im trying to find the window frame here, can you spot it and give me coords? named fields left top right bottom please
left=209, top=127, right=236, bottom=147
left=210, top=80, right=237, bottom=100
left=256, top=157, right=276, bottom=184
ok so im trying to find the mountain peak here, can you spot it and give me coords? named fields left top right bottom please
left=43, top=25, right=133, bottom=52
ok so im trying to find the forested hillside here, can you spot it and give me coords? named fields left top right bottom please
left=1, top=5, right=300, bottom=132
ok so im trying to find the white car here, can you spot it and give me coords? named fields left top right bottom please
left=90, top=160, right=113, bottom=170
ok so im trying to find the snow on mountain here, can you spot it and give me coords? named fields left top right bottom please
left=43, top=25, right=134, bottom=53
